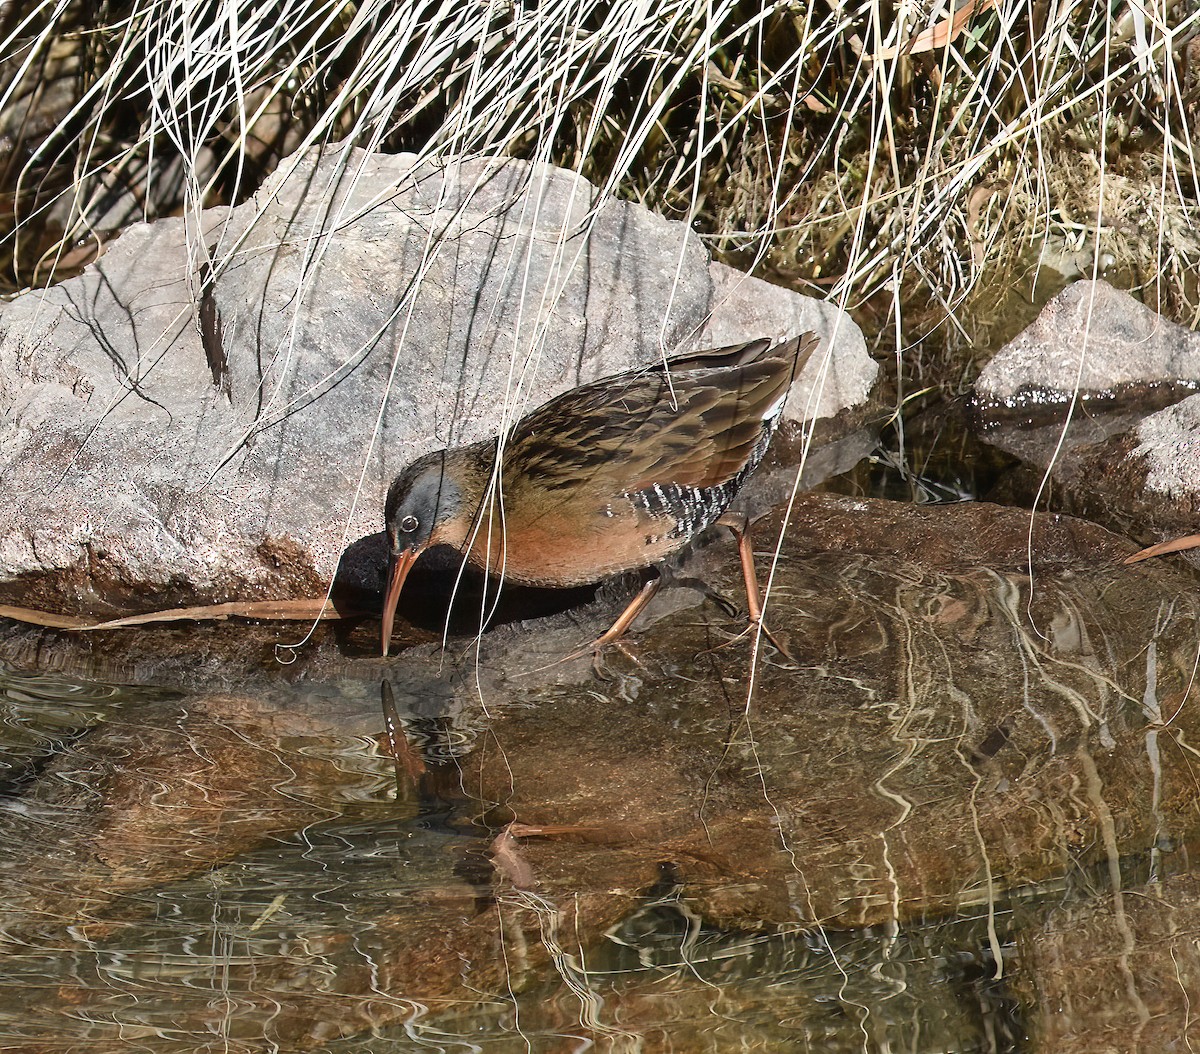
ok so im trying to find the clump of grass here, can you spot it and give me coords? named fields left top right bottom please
left=1, top=0, right=1197, bottom=354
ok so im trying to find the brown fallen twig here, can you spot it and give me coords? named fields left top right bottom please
left=0, top=597, right=363, bottom=631
left=1123, top=536, right=1200, bottom=564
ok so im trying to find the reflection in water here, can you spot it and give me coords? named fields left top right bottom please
left=1, top=497, right=1199, bottom=1050
left=0, top=665, right=170, bottom=792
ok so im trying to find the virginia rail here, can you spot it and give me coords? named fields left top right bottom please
left=381, top=331, right=820, bottom=656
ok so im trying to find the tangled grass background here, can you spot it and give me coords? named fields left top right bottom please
left=1, top=0, right=1197, bottom=380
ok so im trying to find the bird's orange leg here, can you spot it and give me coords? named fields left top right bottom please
left=717, top=512, right=795, bottom=661
left=721, top=513, right=763, bottom=623
left=524, top=574, right=664, bottom=678
left=593, top=573, right=663, bottom=649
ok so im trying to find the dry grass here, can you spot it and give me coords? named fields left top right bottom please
left=1, top=0, right=1197, bottom=357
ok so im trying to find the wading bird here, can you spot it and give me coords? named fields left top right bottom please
left=380, top=332, right=820, bottom=657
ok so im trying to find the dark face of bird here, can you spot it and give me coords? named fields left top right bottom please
left=381, top=449, right=462, bottom=655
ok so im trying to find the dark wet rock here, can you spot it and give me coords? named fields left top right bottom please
left=771, top=492, right=1132, bottom=567
left=0, top=691, right=378, bottom=938
left=981, top=388, right=1200, bottom=550
left=1, top=495, right=1197, bottom=1046
left=498, top=919, right=1011, bottom=1053
left=454, top=499, right=1198, bottom=934
left=0, top=146, right=877, bottom=620
left=997, top=407, right=1200, bottom=547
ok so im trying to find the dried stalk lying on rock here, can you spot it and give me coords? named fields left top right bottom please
left=0, top=599, right=356, bottom=631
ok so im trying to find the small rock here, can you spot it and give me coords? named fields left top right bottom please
left=976, top=279, right=1200, bottom=406
left=972, top=279, right=1200, bottom=546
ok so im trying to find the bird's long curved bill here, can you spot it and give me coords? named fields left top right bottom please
left=381, top=548, right=421, bottom=656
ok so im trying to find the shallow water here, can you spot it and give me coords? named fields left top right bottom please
left=0, top=659, right=1023, bottom=1052
left=2, top=492, right=1199, bottom=1052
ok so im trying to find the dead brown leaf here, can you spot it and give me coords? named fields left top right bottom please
left=874, top=0, right=998, bottom=60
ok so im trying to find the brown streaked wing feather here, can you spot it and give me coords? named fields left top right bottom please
left=628, top=332, right=818, bottom=488
left=503, top=333, right=818, bottom=498
left=656, top=337, right=773, bottom=371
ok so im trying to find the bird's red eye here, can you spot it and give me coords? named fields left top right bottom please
left=399, top=515, right=419, bottom=533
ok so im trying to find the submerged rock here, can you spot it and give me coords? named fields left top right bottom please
left=0, top=147, right=877, bottom=619
left=1016, top=871, right=1200, bottom=1053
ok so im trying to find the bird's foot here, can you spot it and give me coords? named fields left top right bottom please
left=751, top=620, right=798, bottom=664
left=553, top=636, right=645, bottom=680
left=669, top=572, right=739, bottom=617
left=520, top=632, right=644, bottom=680
left=704, top=618, right=798, bottom=665
left=592, top=639, right=644, bottom=680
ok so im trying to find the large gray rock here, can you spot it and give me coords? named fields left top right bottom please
left=0, top=147, right=877, bottom=616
